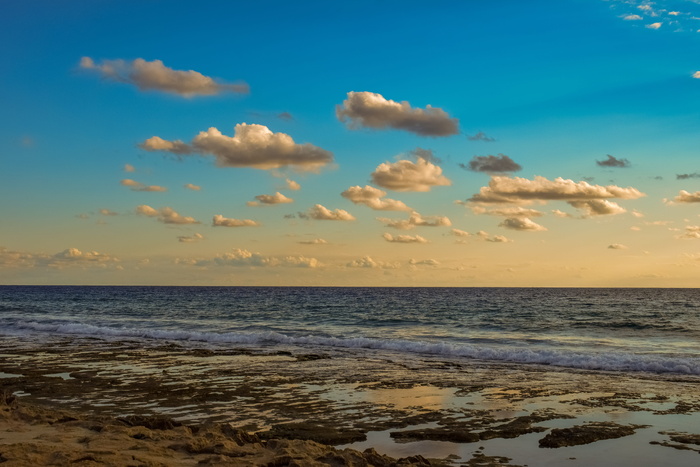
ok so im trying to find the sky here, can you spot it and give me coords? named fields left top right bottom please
left=2, top=0, right=700, bottom=286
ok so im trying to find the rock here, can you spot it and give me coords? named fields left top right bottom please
left=260, top=421, right=366, bottom=444
left=117, top=414, right=183, bottom=430
left=539, top=422, right=648, bottom=448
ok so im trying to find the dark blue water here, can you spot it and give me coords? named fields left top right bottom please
left=1, top=286, right=699, bottom=375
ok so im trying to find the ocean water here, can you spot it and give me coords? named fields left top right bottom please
left=1, top=286, right=700, bottom=376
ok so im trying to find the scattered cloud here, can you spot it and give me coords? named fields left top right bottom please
left=408, top=147, right=442, bottom=164
left=285, top=179, right=301, bottom=191
left=247, top=192, right=294, bottom=207
left=76, top=213, right=90, bottom=220
left=666, top=190, right=700, bottom=204
left=382, top=233, right=428, bottom=243
left=136, top=205, right=199, bottom=224
left=409, top=258, right=440, bottom=266
left=679, top=226, right=700, bottom=239
left=624, top=14, right=643, bottom=20
left=460, top=154, right=522, bottom=173
left=178, top=233, right=204, bottom=243
left=470, top=206, right=544, bottom=218
left=341, top=185, right=412, bottom=211
left=467, top=131, right=496, bottom=142
left=371, top=158, right=451, bottom=192
left=608, top=243, right=628, bottom=249
left=184, top=183, right=201, bottom=191
left=197, top=249, right=319, bottom=268
left=378, top=212, right=451, bottom=230
left=120, top=179, right=167, bottom=192
left=467, top=175, right=644, bottom=204
left=646, top=22, right=662, bottom=29
left=305, top=204, right=355, bottom=221
left=298, top=238, right=328, bottom=245
left=277, top=112, right=294, bottom=121
left=676, top=173, right=700, bottom=179
left=693, top=71, right=700, bottom=79
left=476, top=231, right=512, bottom=243
left=499, top=217, right=547, bottom=231
left=124, top=164, right=135, bottom=172
left=336, top=91, right=459, bottom=136
left=568, top=200, right=627, bottom=217
left=450, top=228, right=471, bottom=237
left=596, top=154, right=630, bottom=168
left=346, top=256, right=400, bottom=269
left=551, top=209, right=574, bottom=218
left=80, top=57, right=249, bottom=97
left=212, top=214, right=260, bottom=227
left=0, top=246, right=119, bottom=269
left=139, top=123, right=333, bottom=172
left=99, top=209, right=118, bottom=216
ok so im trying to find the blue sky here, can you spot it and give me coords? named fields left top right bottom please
left=2, top=0, right=700, bottom=286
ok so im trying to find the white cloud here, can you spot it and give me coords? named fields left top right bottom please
left=99, top=209, right=118, bottom=216
left=80, top=57, right=249, bottom=97
left=470, top=206, right=545, bottom=218
left=568, top=200, right=627, bottom=217
left=199, top=249, right=319, bottom=268
left=371, top=158, right=451, bottom=192
left=336, top=91, right=459, bottom=136
left=212, top=214, right=260, bottom=227
left=468, top=175, right=644, bottom=204
left=136, top=205, right=199, bottom=224
left=668, top=190, right=700, bottom=204
left=382, top=233, right=428, bottom=243
left=341, top=185, right=412, bottom=211
left=450, top=228, right=471, bottom=237
left=623, top=14, right=643, bottom=20
left=121, top=179, right=167, bottom=192
left=476, top=231, right=512, bottom=243
left=298, top=238, right=328, bottom=245
left=608, top=243, right=628, bottom=249
left=305, top=204, right=356, bottom=221
left=646, top=22, right=662, bottom=29
left=184, top=183, right=201, bottom=191
left=140, top=123, right=333, bottom=172
left=285, top=179, right=301, bottom=191
left=409, top=258, right=439, bottom=266
left=247, top=192, right=294, bottom=207
left=679, top=226, right=700, bottom=239
left=378, top=212, right=451, bottom=230
left=178, top=233, right=204, bottom=243
left=347, top=256, right=400, bottom=269
left=499, top=217, right=548, bottom=232
left=124, top=163, right=135, bottom=172
left=0, top=246, right=119, bottom=269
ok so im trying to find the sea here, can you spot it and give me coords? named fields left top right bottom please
left=1, top=286, right=700, bottom=377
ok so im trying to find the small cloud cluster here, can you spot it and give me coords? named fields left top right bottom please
left=80, top=57, right=248, bottom=97
left=347, top=256, right=400, bottom=269
left=409, top=147, right=441, bottom=164
left=247, top=192, right=293, bottom=207
left=0, top=246, right=119, bottom=269
left=285, top=179, right=301, bottom=191
left=382, top=233, right=428, bottom=243
left=378, top=212, right=451, bottom=230
left=124, top=164, right=136, bottom=172
left=140, top=123, right=333, bottom=172
left=371, top=158, right=451, bottom=192
left=460, top=154, right=522, bottom=173
left=136, top=205, right=199, bottom=224
left=666, top=190, right=700, bottom=204
left=676, top=173, right=700, bottom=180
left=499, top=217, right=547, bottom=232
left=198, top=249, right=319, bottom=268
left=99, top=209, right=118, bottom=216
left=184, top=183, right=201, bottom=191
left=596, top=155, right=630, bottom=168
left=409, top=258, right=439, bottom=266
left=336, top=91, right=459, bottom=137
left=449, top=229, right=511, bottom=243
left=121, top=179, right=167, bottom=192
left=298, top=238, right=328, bottom=245
left=467, top=131, right=496, bottom=142
left=178, top=233, right=204, bottom=243
left=679, top=226, right=700, bottom=239
left=304, top=204, right=355, bottom=221
left=341, top=185, right=411, bottom=211
left=608, top=243, right=628, bottom=249
left=212, top=215, right=259, bottom=227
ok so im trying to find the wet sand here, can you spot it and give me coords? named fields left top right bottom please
left=1, top=336, right=700, bottom=466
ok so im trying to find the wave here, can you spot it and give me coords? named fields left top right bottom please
left=5, top=320, right=700, bottom=376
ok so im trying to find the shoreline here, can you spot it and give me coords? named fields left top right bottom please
left=2, top=336, right=700, bottom=465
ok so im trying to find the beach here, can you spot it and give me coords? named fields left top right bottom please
left=2, top=335, right=700, bottom=466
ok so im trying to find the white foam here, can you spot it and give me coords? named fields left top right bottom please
left=6, top=320, right=700, bottom=375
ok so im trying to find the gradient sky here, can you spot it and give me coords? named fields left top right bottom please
left=3, top=0, right=700, bottom=286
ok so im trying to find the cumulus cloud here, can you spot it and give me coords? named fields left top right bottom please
left=80, top=57, right=249, bottom=97
left=568, top=200, right=627, bottom=217
left=378, top=212, right=451, bottom=230
left=679, top=226, right=700, bottom=239
left=136, top=205, right=199, bottom=224
left=409, top=147, right=442, bottom=164
left=197, top=249, right=319, bottom=268
left=460, top=154, right=522, bottom=173
left=0, top=246, right=119, bottom=269
left=305, top=204, right=355, bottom=221
left=139, top=123, right=333, bottom=172
left=409, top=258, right=439, bottom=266
left=382, top=233, right=428, bottom=243
left=499, top=217, right=548, bottom=231
left=470, top=206, right=544, bottom=218
left=298, top=238, right=328, bottom=245
left=693, top=71, right=700, bottom=79
left=184, top=183, right=201, bottom=191
left=666, top=190, right=700, bottom=204
left=596, top=155, right=630, bottom=168
left=476, top=231, right=512, bottom=243
left=347, top=256, right=400, bottom=269
left=467, top=131, right=496, bottom=142
left=247, top=192, right=294, bottom=207
left=450, top=228, right=471, bottom=237
left=608, top=243, right=628, bottom=249
left=341, top=185, right=412, bottom=211
left=178, top=233, right=204, bottom=243
left=285, top=179, right=301, bottom=191
left=624, top=14, right=643, bottom=20
left=676, top=173, right=700, bottom=179
left=124, top=164, right=135, bottom=172
left=212, top=215, right=260, bottom=227
left=336, top=91, right=459, bottom=136
left=121, top=179, right=167, bottom=192
left=99, top=209, right=118, bottom=216
left=646, top=22, right=662, bottom=29
left=371, top=158, right=451, bottom=192
left=467, top=175, right=644, bottom=204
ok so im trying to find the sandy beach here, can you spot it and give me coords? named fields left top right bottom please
left=1, top=336, right=700, bottom=466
